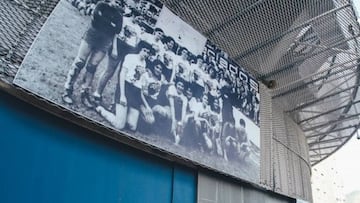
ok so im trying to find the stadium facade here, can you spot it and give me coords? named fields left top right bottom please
left=0, top=0, right=359, bottom=202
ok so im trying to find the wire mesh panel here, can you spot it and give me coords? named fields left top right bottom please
left=273, top=142, right=288, bottom=194
left=259, top=83, right=273, bottom=189
left=221, top=0, right=360, bottom=166
left=272, top=105, right=290, bottom=195
left=272, top=103, right=312, bottom=200
left=0, top=1, right=32, bottom=55
left=0, top=0, right=60, bottom=80
left=293, top=155, right=304, bottom=198
left=301, top=160, right=313, bottom=201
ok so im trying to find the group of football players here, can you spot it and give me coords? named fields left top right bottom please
left=63, top=0, right=258, bottom=162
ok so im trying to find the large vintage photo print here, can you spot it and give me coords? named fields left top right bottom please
left=14, top=0, right=261, bottom=183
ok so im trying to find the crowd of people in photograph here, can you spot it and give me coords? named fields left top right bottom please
left=62, top=0, right=260, bottom=162
left=68, top=0, right=100, bottom=15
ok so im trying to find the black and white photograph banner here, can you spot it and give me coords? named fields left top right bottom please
left=14, top=0, right=261, bottom=183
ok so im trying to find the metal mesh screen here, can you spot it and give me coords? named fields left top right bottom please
left=161, top=1, right=360, bottom=167
left=271, top=102, right=312, bottom=200
left=272, top=104, right=291, bottom=195
left=259, top=83, right=273, bottom=189
left=0, top=0, right=59, bottom=82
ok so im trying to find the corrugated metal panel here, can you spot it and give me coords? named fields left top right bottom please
left=197, top=173, right=293, bottom=203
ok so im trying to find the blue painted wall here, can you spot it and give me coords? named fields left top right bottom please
left=0, top=91, right=196, bottom=203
